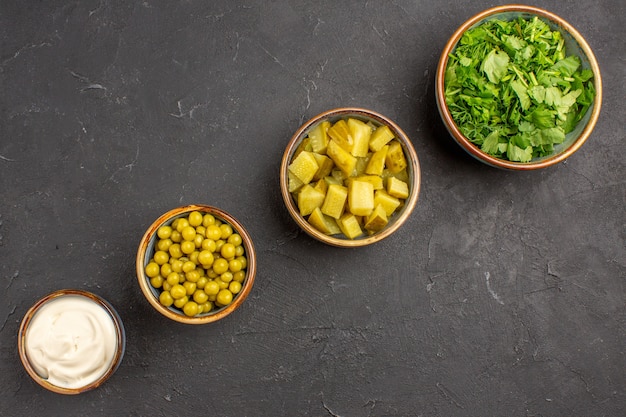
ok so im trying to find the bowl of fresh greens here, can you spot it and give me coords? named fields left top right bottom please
left=435, top=4, right=602, bottom=170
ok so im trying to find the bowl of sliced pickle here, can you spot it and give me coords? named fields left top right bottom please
left=280, top=107, right=421, bottom=247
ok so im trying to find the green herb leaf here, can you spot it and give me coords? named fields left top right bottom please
left=503, top=34, right=527, bottom=54
left=481, top=130, right=501, bottom=154
left=530, top=106, right=556, bottom=129
left=507, top=142, right=534, bottom=162
left=536, top=127, right=565, bottom=146
left=529, top=85, right=546, bottom=103
left=444, top=16, right=595, bottom=162
left=481, top=49, right=510, bottom=84
left=551, top=55, right=580, bottom=76
left=510, top=79, right=531, bottom=110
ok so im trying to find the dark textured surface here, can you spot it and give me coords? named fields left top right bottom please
left=1, top=1, right=624, bottom=416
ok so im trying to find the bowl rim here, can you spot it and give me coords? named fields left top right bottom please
left=280, top=107, right=421, bottom=247
left=435, top=4, right=603, bottom=170
left=136, top=204, right=257, bottom=324
left=17, top=289, right=126, bottom=395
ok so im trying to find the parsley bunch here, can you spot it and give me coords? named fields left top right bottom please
left=444, top=16, right=595, bottom=162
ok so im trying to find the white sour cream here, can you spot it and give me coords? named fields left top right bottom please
left=24, top=295, right=118, bottom=389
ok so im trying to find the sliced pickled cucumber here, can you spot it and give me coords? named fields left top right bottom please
left=331, top=168, right=348, bottom=183
left=313, top=178, right=328, bottom=194
left=288, top=171, right=304, bottom=193
left=308, top=121, right=330, bottom=154
left=369, top=125, right=394, bottom=151
left=312, top=153, right=334, bottom=181
left=327, top=139, right=357, bottom=177
left=355, top=155, right=370, bottom=176
left=374, top=190, right=401, bottom=216
left=324, top=175, right=342, bottom=186
left=327, top=119, right=353, bottom=153
left=348, top=118, right=371, bottom=157
left=289, top=150, right=319, bottom=184
left=365, top=145, right=388, bottom=176
left=386, top=176, right=409, bottom=199
left=346, top=175, right=383, bottom=190
left=293, top=137, right=312, bottom=158
left=321, top=183, right=348, bottom=219
left=364, top=204, right=388, bottom=232
left=297, top=184, right=326, bottom=216
left=338, top=213, right=363, bottom=239
left=348, top=180, right=374, bottom=216
left=308, top=207, right=341, bottom=235
left=385, top=141, right=407, bottom=173
left=382, top=167, right=410, bottom=184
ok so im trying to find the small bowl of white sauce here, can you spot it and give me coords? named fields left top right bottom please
left=18, top=289, right=125, bottom=394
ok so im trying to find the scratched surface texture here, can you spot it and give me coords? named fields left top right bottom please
left=1, top=0, right=624, bottom=416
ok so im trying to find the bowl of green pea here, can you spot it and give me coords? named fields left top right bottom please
left=435, top=4, right=602, bottom=170
left=136, top=205, right=256, bottom=324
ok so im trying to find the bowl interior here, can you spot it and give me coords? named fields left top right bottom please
left=281, top=108, right=421, bottom=247
left=138, top=205, right=256, bottom=323
left=436, top=6, right=602, bottom=169
left=18, top=289, right=125, bottom=395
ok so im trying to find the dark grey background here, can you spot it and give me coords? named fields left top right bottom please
left=1, top=1, right=624, bottom=416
